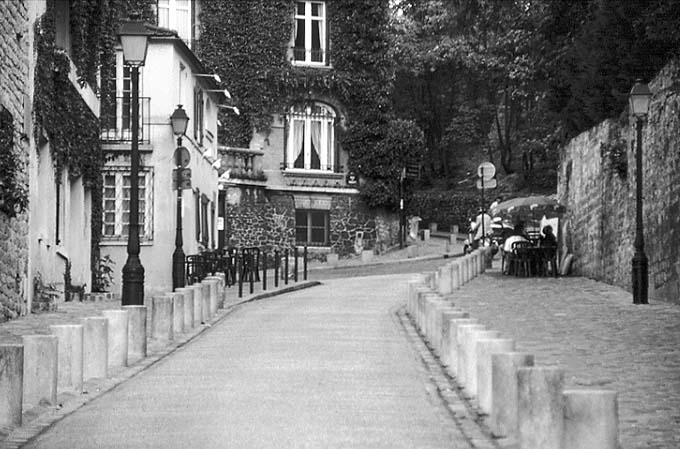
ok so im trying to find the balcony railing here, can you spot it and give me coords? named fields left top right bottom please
left=281, top=162, right=342, bottom=173
left=100, top=96, right=151, bottom=144
left=220, top=147, right=266, bottom=181
left=292, top=47, right=326, bottom=64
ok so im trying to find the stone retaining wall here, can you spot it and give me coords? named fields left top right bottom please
left=0, top=1, right=29, bottom=322
left=224, top=186, right=399, bottom=258
left=558, top=59, right=680, bottom=304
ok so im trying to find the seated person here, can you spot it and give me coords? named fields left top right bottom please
left=539, top=225, right=557, bottom=247
left=502, top=224, right=530, bottom=274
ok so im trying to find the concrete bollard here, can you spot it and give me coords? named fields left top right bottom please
left=102, top=310, right=129, bottom=368
left=175, top=287, right=195, bottom=330
left=447, top=318, right=478, bottom=377
left=123, top=305, right=147, bottom=360
left=81, top=317, right=108, bottom=380
left=151, top=296, right=173, bottom=342
left=438, top=264, right=452, bottom=295
left=563, top=389, right=619, bottom=449
left=431, top=302, right=455, bottom=355
left=22, top=335, right=58, bottom=407
left=465, top=329, right=501, bottom=397
left=0, top=344, right=23, bottom=429
left=407, top=280, right=424, bottom=316
left=49, top=324, right=84, bottom=392
left=206, top=278, right=219, bottom=316
left=518, top=366, right=565, bottom=449
left=491, top=352, right=535, bottom=438
left=476, top=338, right=515, bottom=415
left=201, top=283, right=211, bottom=323
left=189, top=284, right=203, bottom=325
left=451, top=262, right=461, bottom=290
left=423, top=229, right=430, bottom=241
left=439, top=311, right=469, bottom=367
left=169, top=292, right=185, bottom=335
left=212, top=275, right=225, bottom=309
left=456, top=324, right=486, bottom=386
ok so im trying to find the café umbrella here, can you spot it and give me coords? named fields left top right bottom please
left=490, top=195, right=566, bottom=221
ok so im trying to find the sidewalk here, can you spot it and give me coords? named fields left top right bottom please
left=449, top=261, right=680, bottom=449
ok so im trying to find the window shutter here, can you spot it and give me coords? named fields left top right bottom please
left=325, top=9, right=330, bottom=66
left=195, top=189, right=201, bottom=242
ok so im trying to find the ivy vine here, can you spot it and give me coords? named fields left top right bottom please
left=600, top=140, right=628, bottom=179
left=0, top=107, right=28, bottom=217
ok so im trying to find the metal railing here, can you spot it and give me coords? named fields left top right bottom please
left=185, top=245, right=309, bottom=298
left=280, top=161, right=342, bottom=173
left=100, top=96, right=151, bottom=144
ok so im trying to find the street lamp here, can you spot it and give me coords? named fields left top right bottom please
left=119, top=19, right=152, bottom=306
left=629, top=80, right=652, bottom=305
left=170, top=105, right=189, bottom=290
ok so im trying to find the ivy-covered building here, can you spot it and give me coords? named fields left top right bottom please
left=197, top=0, right=400, bottom=258
left=0, top=0, right=105, bottom=321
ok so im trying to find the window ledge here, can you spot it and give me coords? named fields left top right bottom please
left=291, top=61, right=333, bottom=70
left=100, top=239, right=154, bottom=246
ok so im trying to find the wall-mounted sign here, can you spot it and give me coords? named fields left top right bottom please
left=346, top=171, right=358, bottom=185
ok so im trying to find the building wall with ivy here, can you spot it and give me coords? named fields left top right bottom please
left=0, top=0, right=30, bottom=322
left=558, top=59, right=680, bottom=304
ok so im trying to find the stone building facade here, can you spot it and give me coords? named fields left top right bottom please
left=558, top=59, right=680, bottom=304
left=0, top=0, right=29, bottom=321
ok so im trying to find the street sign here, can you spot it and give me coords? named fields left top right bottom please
left=476, top=178, right=497, bottom=190
left=172, top=168, right=192, bottom=190
left=346, top=171, right=358, bottom=185
left=477, top=161, right=496, bottom=181
left=173, top=146, right=191, bottom=168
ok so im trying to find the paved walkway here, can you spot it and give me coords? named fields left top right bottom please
left=449, top=263, right=680, bottom=449
left=19, top=275, right=471, bottom=449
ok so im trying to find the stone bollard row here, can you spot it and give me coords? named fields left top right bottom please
left=0, top=279, right=227, bottom=433
left=404, top=275, right=620, bottom=449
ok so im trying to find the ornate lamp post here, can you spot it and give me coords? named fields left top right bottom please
left=170, top=105, right=189, bottom=290
left=119, top=20, right=151, bottom=306
left=629, top=80, right=652, bottom=305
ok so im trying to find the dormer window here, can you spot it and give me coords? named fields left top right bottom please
left=157, top=0, right=193, bottom=46
left=293, top=1, right=326, bottom=65
left=286, top=102, right=335, bottom=171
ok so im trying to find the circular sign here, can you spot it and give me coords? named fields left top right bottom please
left=477, top=161, right=496, bottom=180
left=173, top=146, right=191, bottom=168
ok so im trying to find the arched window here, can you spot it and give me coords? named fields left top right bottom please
left=287, top=102, right=335, bottom=171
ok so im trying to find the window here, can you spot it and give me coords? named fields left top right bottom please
left=157, top=0, right=193, bottom=45
left=293, top=1, right=326, bottom=65
left=102, top=168, right=154, bottom=241
left=295, top=209, right=329, bottom=245
left=286, top=102, right=335, bottom=171
left=193, top=87, right=204, bottom=145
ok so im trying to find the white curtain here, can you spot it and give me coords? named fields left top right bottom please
left=294, top=120, right=304, bottom=158
left=310, top=121, right=321, bottom=169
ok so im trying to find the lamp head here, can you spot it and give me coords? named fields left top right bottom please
left=170, top=104, right=190, bottom=136
left=629, top=80, right=652, bottom=118
left=118, top=19, right=152, bottom=67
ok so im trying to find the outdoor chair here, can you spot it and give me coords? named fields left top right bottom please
left=512, top=241, right=533, bottom=277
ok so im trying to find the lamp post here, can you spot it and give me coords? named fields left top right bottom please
left=119, top=20, right=151, bottom=306
left=170, top=105, right=189, bottom=290
left=629, top=80, right=652, bottom=305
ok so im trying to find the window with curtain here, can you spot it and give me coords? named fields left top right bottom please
left=293, top=1, right=326, bottom=65
left=295, top=209, right=329, bottom=245
left=287, top=102, right=335, bottom=171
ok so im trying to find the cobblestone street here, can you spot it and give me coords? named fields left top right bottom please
left=450, top=262, right=680, bottom=449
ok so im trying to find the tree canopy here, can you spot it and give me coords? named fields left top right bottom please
left=390, top=0, right=680, bottom=191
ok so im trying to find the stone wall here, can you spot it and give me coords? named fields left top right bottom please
left=224, top=185, right=399, bottom=258
left=558, top=59, right=680, bottom=304
left=0, top=1, right=29, bottom=322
